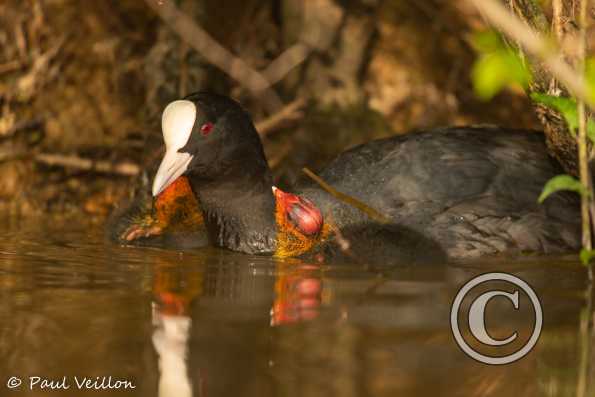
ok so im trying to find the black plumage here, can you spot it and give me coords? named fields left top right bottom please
left=117, top=92, right=581, bottom=262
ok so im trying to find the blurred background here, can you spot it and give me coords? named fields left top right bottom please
left=0, top=0, right=541, bottom=221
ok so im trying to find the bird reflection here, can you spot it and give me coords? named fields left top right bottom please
left=270, top=262, right=324, bottom=326
left=151, top=261, right=203, bottom=397
left=149, top=253, right=326, bottom=397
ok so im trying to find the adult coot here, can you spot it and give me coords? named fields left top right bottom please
left=147, top=92, right=580, bottom=261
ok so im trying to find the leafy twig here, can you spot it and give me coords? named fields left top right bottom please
left=468, top=0, right=593, bottom=107
left=576, top=0, right=593, bottom=272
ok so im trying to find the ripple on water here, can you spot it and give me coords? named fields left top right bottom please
left=0, top=221, right=591, bottom=397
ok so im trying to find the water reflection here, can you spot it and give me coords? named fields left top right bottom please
left=0, top=224, right=592, bottom=397
left=271, top=263, right=323, bottom=326
left=152, top=261, right=201, bottom=397
left=149, top=257, right=326, bottom=397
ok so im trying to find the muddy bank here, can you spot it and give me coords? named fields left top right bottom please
left=0, top=0, right=540, bottom=220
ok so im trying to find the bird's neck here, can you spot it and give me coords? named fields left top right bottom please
left=190, top=174, right=278, bottom=254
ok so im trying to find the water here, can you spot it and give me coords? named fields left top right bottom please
left=0, top=221, right=593, bottom=397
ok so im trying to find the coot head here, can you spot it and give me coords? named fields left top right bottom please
left=152, top=92, right=268, bottom=196
left=273, top=186, right=323, bottom=237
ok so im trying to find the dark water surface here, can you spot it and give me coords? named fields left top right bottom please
left=0, top=221, right=593, bottom=397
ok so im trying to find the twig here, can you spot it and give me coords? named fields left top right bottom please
left=263, top=43, right=312, bottom=86
left=468, top=0, right=594, bottom=107
left=14, top=21, right=27, bottom=60
left=144, top=0, right=282, bottom=112
left=0, top=118, right=43, bottom=139
left=35, top=153, right=140, bottom=176
left=580, top=0, right=595, bottom=284
left=588, top=176, right=595, bottom=245
left=0, top=60, right=23, bottom=75
left=0, top=150, right=27, bottom=163
left=267, top=141, right=292, bottom=169
left=16, top=36, right=64, bottom=101
left=576, top=0, right=593, bottom=273
left=255, top=97, right=306, bottom=136
left=552, top=0, right=564, bottom=42
left=576, top=282, right=593, bottom=397
left=302, top=167, right=391, bottom=224
left=330, top=222, right=360, bottom=263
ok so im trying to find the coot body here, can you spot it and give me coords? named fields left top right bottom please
left=298, top=127, right=580, bottom=259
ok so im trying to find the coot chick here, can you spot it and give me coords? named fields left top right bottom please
left=107, top=98, right=208, bottom=249
left=150, top=92, right=580, bottom=260
left=107, top=175, right=207, bottom=249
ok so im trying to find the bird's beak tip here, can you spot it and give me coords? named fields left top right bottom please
left=151, top=150, right=193, bottom=198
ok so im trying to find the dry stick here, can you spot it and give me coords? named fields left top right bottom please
left=144, top=0, right=282, bottom=112
left=577, top=289, right=593, bottom=397
left=35, top=153, right=140, bottom=176
left=551, top=0, right=564, bottom=42
left=329, top=222, right=361, bottom=263
left=268, top=142, right=292, bottom=169
left=0, top=60, right=22, bottom=75
left=255, top=97, right=306, bottom=137
left=0, top=118, right=42, bottom=139
left=302, top=167, right=391, bottom=224
left=469, top=0, right=594, bottom=107
left=263, top=43, right=312, bottom=86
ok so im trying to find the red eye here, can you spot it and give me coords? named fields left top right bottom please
left=200, top=122, right=214, bottom=135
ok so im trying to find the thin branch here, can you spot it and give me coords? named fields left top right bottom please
left=576, top=283, right=593, bottom=397
left=263, top=43, right=312, bottom=86
left=577, top=0, right=593, bottom=263
left=16, top=36, right=65, bottom=101
left=0, top=118, right=42, bottom=139
left=552, top=0, right=565, bottom=42
left=267, top=142, right=292, bottom=169
left=255, top=97, right=306, bottom=137
left=145, top=0, right=282, bottom=112
left=468, top=0, right=593, bottom=107
left=0, top=60, right=23, bottom=75
left=329, top=222, right=360, bottom=263
left=302, top=167, right=391, bottom=224
left=35, top=153, right=140, bottom=176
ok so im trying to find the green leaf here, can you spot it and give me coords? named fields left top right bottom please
left=472, top=55, right=508, bottom=99
left=472, top=53, right=531, bottom=100
left=580, top=249, right=595, bottom=266
left=472, top=30, right=506, bottom=53
left=538, top=174, right=588, bottom=203
left=471, top=30, right=532, bottom=100
left=531, top=94, right=579, bottom=134
left=531, top=93, right=595, bottom=141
